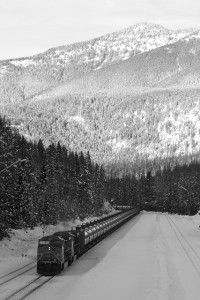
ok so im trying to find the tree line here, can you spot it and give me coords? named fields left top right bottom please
left=1, top=113, right=200, bottom=240
left=141, top=163, right=200, bottom=215
left=107, top=162, right=200, bottom=216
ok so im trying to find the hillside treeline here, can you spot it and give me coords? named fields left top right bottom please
left=108, top=162, right=200, bottom=215
left=0, top=115, right=108, bottom=238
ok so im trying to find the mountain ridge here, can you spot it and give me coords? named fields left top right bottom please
left=30, top=31, right=200, bottom=101
left=1, top=22, right=198, bottom=62
left=1, top=23, right=200, bottom=167
left=0, top=22, right=199, bottom=104
left=0, top=23, right=198, bottom=75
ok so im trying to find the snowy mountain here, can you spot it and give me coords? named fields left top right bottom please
left=29, top=28, right=200, bottom=100
left=31, top=22, right=196, bottom=70
left=0, top=22, right=197, bottom=80
left=0, top=22, right=199, bottom=105
left=1, top=23, right=200, bottom=165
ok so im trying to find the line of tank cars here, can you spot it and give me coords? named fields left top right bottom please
left=37, top=206, right=140, bottom=275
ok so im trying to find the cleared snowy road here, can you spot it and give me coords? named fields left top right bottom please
left=27, top=212, right=200, bottom=300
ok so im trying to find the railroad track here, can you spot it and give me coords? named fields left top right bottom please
left=0, top=261, right=55, bottom=300
left=0, top=262, right=36, bottom=286
left=4, top=275, right=54, bottom=300
left=165, top=214, right=200, bottom=277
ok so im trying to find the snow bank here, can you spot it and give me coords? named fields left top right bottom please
left=0, top=202, right=116, bottom=260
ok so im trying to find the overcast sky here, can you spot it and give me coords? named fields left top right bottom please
left=0, top=0, right=200, bottom=60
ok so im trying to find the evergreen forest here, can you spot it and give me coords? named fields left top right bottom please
left=1, top=114, right=200, bottom=239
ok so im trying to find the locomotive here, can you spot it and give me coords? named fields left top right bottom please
left=37, top=206, right=140, bottom=275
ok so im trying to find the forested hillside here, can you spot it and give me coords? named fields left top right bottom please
left=2, top=114, right=200, bottom=240
left=1, top=87, right=200, bottom=172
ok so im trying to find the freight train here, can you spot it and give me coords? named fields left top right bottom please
left=37, top=206, right=140, bottom=275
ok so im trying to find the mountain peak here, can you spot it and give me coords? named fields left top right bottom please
left=130, top=22, right=168, bottom=30
left=0, top=22, right=198, bottom=83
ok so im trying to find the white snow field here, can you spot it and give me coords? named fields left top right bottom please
left=1, top=211, right=200, bottom=300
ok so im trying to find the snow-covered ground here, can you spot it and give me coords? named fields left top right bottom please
left=1, top=211, right=200, bottom=299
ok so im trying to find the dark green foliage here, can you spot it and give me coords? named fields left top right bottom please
left=0, top=115, right=108, bottom=238
left=105, top=161, right=200, bottom=216
left=138, top=162, right=200, bottom=215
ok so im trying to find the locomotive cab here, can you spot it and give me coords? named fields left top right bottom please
left=37, top=235, right=65, bottom=274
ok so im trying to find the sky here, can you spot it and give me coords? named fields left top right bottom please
left=0, top=0, right=200, bottom=60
